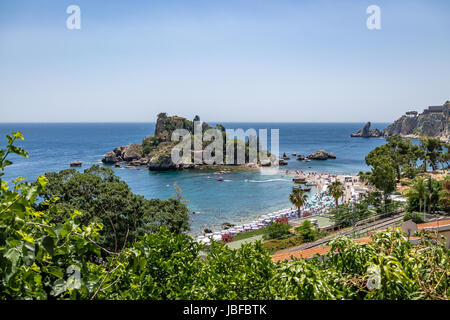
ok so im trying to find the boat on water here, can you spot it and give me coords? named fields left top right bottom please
left=292, top=186, right=311, bottom=192
left=216, top=178, right=224, bottom=182
left=293, top=178, right=306, bottom=183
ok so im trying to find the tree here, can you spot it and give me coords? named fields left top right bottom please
left=420, top=138, right=443, bottom=171
left=289, top=188, right=308, bottom=217
left=368, top=156, right=397, bottom=208
left=425, top=176, right=440, bottom=214
left=438, top=178, right=450, bottom=212
left=366, top=136, right=422, bottom=182
left=406, top=178, right=426, bottom=213
left=328, top=181, right=345, bottom=206
left=295, top=220, right=318, bottom=243
left=0, top=132, right=105, bottom=299
left=38, top=166, right=190, bottom=252
left=264, top=221, right=291, bottom=240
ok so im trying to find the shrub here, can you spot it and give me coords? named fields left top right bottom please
left=403, top=212, right=425, bottom=224
left=262, top=236, right=303, bottom=254
left=274, top=217, right=288, bottom=224
left=295, top=220, right=318, bottom=243
left=221, top=234, right=234, bottom=243
left=264, top=221, right=292, bottom=240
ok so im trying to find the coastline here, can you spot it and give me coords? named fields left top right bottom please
left=194, top=169, right=364, bottom=243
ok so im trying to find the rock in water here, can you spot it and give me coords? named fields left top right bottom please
left=102, top=151, right=120, bottom=164
left=221, top=222, right=235, bottom=230
left=70, top=161, right=82, bottom=167
left=306, top=150, right=336, bottom=160
left=351, top=122, right=382, bottom=138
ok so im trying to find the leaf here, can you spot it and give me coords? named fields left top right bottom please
left=42, top=236, right=55, bottom=257
left=50, top=278, right=67, bottom=297
left=23, top=241, right=36, bottom=265
left=4, top=244, right=22, bottom=267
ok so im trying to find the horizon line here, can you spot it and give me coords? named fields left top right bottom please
left=0, top=121, right=391, bottom=124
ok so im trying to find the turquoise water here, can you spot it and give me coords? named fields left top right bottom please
left=0, top=122, right=388, bottom=235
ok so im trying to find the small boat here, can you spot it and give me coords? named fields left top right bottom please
left=216, top=178, right=224, bottom=182
left=302, top=187, right=312, bottom=192
left=293, top=178, right=306, bottom=183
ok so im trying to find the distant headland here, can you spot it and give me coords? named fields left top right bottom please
left=351, top=100, right=450, bottom=142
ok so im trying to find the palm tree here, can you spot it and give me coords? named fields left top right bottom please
left=425, top=176, right=440, bottom=214
left=406, top=177, right=426, bottom=218
left=328, top=180, right=345, bottom=207
left=289, top=188, right=308, bottom=217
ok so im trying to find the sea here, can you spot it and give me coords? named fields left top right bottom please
left=0, top=122, right=388, bottom=235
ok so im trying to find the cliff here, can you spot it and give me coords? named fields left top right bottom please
left=351, top=101, right=450, bottom=142
left=382, top=101, right=450, bottom=142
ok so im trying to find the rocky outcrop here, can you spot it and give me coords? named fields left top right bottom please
left=383, top=102, right=449, bottom=140
left=102, top=144, right=142, bottom=164
left=306, top=150, right=336, bottom=160
left=382, top=101, right=449, bottom=142
left=351, top=122, right=382, bottom=138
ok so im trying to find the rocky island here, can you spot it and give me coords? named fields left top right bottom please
left=350, top=122, right=382, bottom=138
left=102, top=113, right=274, bottom=171
left=296, top=150, right=336, bottom=161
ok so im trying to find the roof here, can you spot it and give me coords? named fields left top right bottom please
left=271, top=234, right=420, bottom=262
left=417, top=219, right=450, bottom=230
left=272, top=245, right=332, bottom=262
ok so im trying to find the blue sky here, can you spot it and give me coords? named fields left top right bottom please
left=0, top=0, right=449, bottom=122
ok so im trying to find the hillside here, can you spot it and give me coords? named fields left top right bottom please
left=383, top=101, right=450, bottom=142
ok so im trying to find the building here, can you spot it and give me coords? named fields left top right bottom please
left=417, top=218, right=450, bottom=249
left=422, top=105, right=444, bottom=114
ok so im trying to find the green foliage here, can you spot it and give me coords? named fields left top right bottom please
left=368, top=156, right=397, bottom=203
left=37, top=166, right=190, bottom=252
left=289, top=188, right=308, bottom=215
left=366, top=136, right=423, bottom=182
left=264, top=221, right=292, bottom=240
left=403, top=212, right=424, bottom=224
left=0, top=132, right=104, bottom=299
left=0, top=131, right=28, bottom=180
left=262, top=236, right=304, bottom=254
left=330, top=202, right=374, bottom=228
left=403, top=164, right=419, bottom=179
left=420, top=138, right=443, bottom=171
left=327, top=181, right=344, bottom=206
left=406, top=177, right=443, bottom=214
left=142, top=136, right=162, bottom=155
left=2, top=132, right=449, bottom=300
left=295, top=220, right=318, bottom=243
